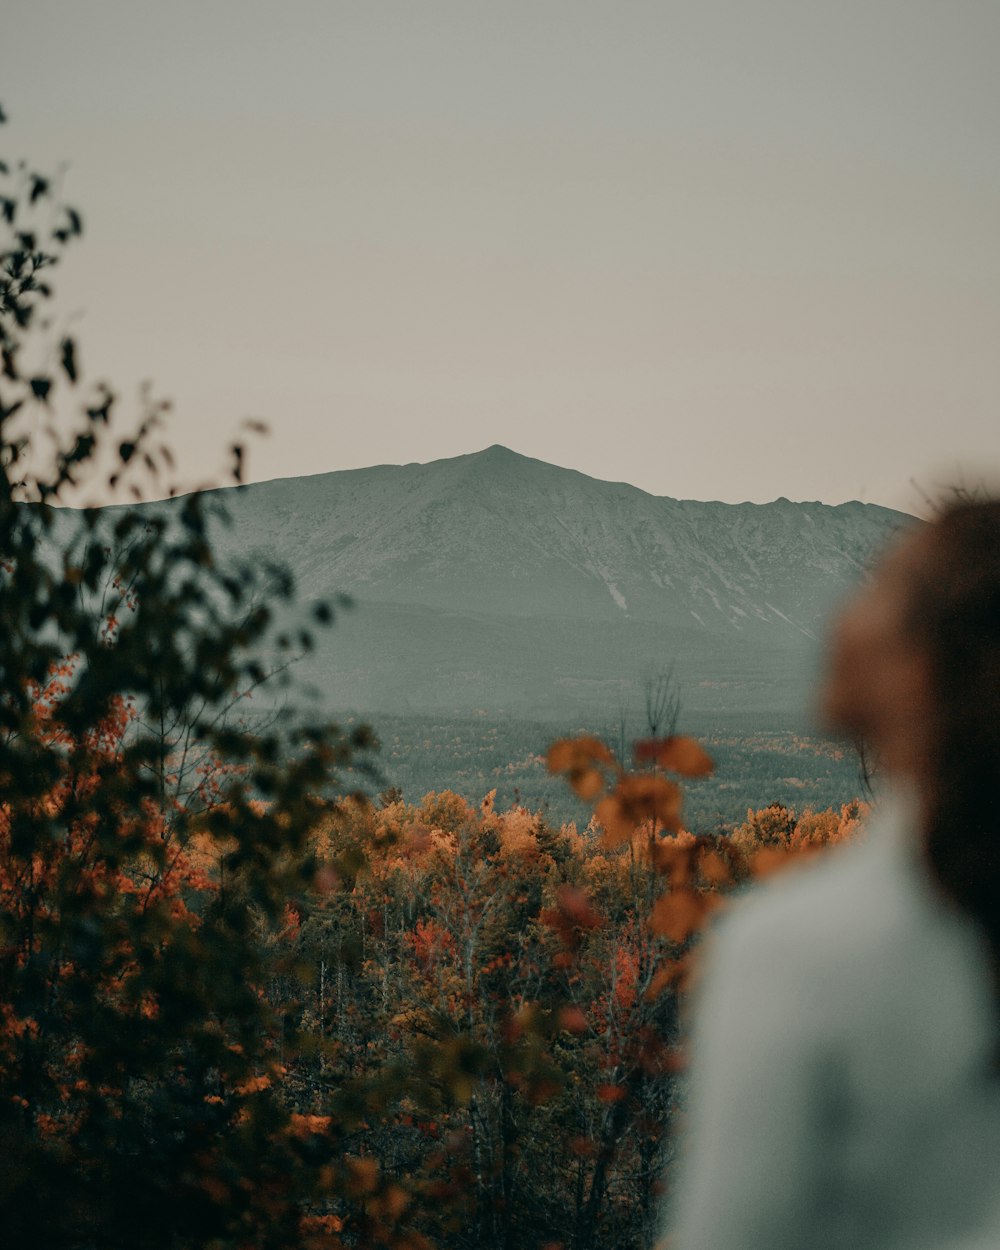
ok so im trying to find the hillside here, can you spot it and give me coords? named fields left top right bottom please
left=157, top=444, right=914, bottom=720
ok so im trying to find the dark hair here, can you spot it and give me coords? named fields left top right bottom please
left=909, top=501, right=1000, bottom=1038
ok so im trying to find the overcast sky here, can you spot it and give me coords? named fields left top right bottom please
left=5, top=1, right=999, bottom=513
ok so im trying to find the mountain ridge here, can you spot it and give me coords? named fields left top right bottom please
left=71, top=445, right=915, bottom=719
left=216, top=443, right=907, bottom=514
left=203, top=445, right=911, bottom=630
left=164, top=444, right=915, bottom=718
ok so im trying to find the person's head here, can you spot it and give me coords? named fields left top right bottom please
left=822, top=498, right=1000, bottom=1018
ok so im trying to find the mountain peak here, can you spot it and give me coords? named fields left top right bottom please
left=476, top=443, right=520, bottom=458
left=466, top=444, right=533, bottom=470
left=458, top=443, right=543, bottom=485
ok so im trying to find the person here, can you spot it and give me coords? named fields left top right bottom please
left=662, top=499, right=1000, bottom=1250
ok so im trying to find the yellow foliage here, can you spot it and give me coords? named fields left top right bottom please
left=497, top=808, right=540, bottom=861
left=418, top=790, right=474, bottom=833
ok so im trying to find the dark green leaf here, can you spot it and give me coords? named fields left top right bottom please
left=60, top=336, right=77, bottom=382
left=30, top=375, right=51, bottom=403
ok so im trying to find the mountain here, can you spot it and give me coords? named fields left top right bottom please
left=175, top=445, right=915, bottom=722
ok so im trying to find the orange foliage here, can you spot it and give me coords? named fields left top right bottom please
left=634, top=736, right=715, bottom=777
left=546, top=733, right=867, bottom=1017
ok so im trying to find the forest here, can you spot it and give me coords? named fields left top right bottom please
left=1, top=674, right=864, bottom=1248
left=0, top=115, right=867, bottom=1249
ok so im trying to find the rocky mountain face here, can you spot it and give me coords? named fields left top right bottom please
left=91, top=446, right=918, bottom=721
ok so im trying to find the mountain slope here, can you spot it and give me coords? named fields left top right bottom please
left=208, top=444, right=910, bottom=631
left=174, top=445, right=914, bottom=719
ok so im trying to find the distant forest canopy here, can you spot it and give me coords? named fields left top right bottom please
left=331, top=710, right=867, bottom=833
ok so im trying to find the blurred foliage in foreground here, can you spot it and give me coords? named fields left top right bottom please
left=0, top=108, right=377, bottom=1249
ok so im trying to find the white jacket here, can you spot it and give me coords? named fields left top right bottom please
left=663, top=787, right=1000, bottom=1250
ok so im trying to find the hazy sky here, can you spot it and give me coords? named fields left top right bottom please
left=5, top=1, right=999, bottom=513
